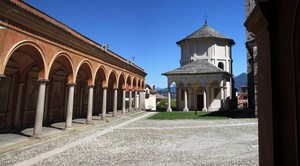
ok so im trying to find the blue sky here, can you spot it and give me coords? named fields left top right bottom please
left=25, top=0, right=246, bottom=88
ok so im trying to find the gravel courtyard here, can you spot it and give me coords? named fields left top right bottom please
left=1, top=111, right=258, bottom=166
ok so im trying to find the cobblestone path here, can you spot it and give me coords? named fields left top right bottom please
left=0, top=111, right=258, bottom=166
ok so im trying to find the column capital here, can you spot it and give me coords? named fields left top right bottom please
left=37, top=79, right=49, bottom=84
left=0, top=74, right=5, bottom=80
left=87, top=85, right=95, bottom=88
left=67, top=83, right=77, bottom=87
left=18, top=83, right=25, bottom=87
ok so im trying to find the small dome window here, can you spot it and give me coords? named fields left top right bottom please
left=218, top=62, right=224, bottom=70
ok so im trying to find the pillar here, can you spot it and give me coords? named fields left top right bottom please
left=43, top=84, right=50, bottom=122
left=101, top=87, right=107, bottom=120
left=220, top=81, right=224, bottom=111
left=32, top=80, right=48, bottom=138
left=113, top=88, right=118, bottom=116
left=166, top=86, right=172, bottom=112
left=202, top=81, right=207, bottom=111
left=122, top=89, right=126, bottom=113
left=86, top=85, right=94, bottom=124
left=65, top=83, right=75, bottom=130
left=64, top=86, right=68, bottom=116
left=14, top=83, right=24, bottom=128
left=223, top=82, right=227, bottom=111
left=183, top=87, right=189, bottom=112
left=139, top=90, right=146, bottom=110
left=134, top=90, right=138, bottom=110
left=129, top=90, right=132, bottom=112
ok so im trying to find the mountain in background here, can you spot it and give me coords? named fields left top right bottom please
left=234, top=72, right=247, bottom=93
left=157, top=86, right=176, bottom=93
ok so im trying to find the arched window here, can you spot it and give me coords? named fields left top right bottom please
left=218, top=62, right=224, bottom=70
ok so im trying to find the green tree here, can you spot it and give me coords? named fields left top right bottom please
left=156, top=99, right=176, bottom=111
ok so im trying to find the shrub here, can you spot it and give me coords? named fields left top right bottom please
left=156, top=99, right=176, bottom=111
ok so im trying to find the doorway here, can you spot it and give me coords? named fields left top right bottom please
left=197, top=95, right=203, bottom=111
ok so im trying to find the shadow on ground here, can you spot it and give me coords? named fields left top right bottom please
left=201, top=109, right=256, bottom=118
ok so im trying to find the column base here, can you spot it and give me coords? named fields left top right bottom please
left=85, top=121, right=94, bottom=125
left=183, top=108, right=189, bottom=112
left=31, top=134, right=43, bottom=139
left=166, top=108, right=172, bottom=112
left=64, top=127, right=73, bottom=131
left=202, top=107, right=208, bottom=111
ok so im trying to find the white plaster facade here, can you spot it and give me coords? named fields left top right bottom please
left=144, top=85, right=157, bottom=110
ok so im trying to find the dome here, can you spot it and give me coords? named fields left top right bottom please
left=176, top=23, right=235, bottom=45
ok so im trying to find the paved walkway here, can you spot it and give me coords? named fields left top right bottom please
left=0, top=111, right=258, bottom=166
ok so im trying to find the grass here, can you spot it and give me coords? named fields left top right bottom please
left=148, top=110, right=255, bottom=120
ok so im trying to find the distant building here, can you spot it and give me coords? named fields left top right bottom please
left=145, top=84, right=157, bottom=110
left=238, top=85, right=248, bottom=109
left=163, top=21, right=236, bottom=112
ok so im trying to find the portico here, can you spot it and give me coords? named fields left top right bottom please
left=0, top=1, right=146, bottom=138
left=163, top=60, right=231, bottom=112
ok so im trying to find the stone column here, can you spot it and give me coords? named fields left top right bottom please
left=134, top=90, right=138, bottom=110
left=14, top=83, right=24, bottom=128
left=43, top=84, right=50, bottom=122
left=65, top=83, right=75, bottom=130
left=139, top=90, right=146, bottom=110
left=113, top=88, right=118, bottom=117
left=220, top=81, right=224, bottom=111
left=183, top=87, right=189, bottom=112
left=122, top=89, right=126, bottom=114
left=32, top=80, right=48, bottom=138
left=223, top=83, right=227, bottom=111
left=202, top=81, right=208, bottom=111
left=129, top=90, right=132, bottom=112
left=101, top=87, right=107, bottom=120
left=64, top=86, right=69, bottom=116
left=166, top=87, right=172, bottom=112
left=86, top=85, right=94, bottom=124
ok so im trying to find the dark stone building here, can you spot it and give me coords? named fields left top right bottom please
left=245, top=0, right=257, bottom=115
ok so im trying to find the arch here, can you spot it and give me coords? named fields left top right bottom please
left=218, top=62, right=224, bottom=70
left=126, top=75, right=132, bottom=90
left=132, top=77, right=137, bottom=90
left=49, top=52, right=74, bottom=83
left=137, top=78, right=141, bottom=90
left=46, top=53, right=74, bottom=124
left=1, top=41, right=46, bottom=130
left=75, top=60, right=93, bottom=85
left=141, top=80, right=145, bottom=90
left=118, top=73, right=126, bottom=89
left=108, top=70, right=118, bottom=89
left=3, top=41, right=46, bottom=79
left=95, top=65, right=107, bottom=87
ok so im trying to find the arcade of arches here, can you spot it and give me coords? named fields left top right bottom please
left=0, top=1, right=146, bottom=138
